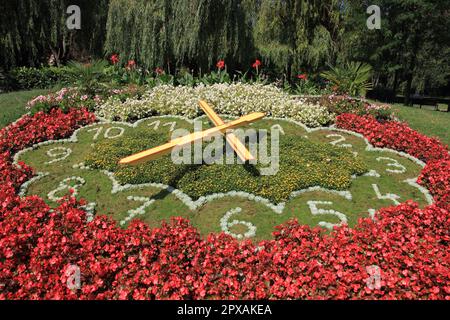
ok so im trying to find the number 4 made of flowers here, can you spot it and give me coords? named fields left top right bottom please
left=372, top=184, right=401, bottom=205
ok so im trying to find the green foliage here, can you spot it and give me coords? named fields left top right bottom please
left=0, top=0, right=109, bottom=70
left=341, top=0, right=450, bottom=100
left=292, top=79, right=323, bottom=95
left=9, top=67, right=73, bottom=90
left=321, top=62, right=373, bottom=97
left=253, top=0, right=340, bottom=77
left=105, top=0, right=253, bottom=72
left=85, top=130, right=367, bottom=203
left=67, top=60, right=109, bottom=95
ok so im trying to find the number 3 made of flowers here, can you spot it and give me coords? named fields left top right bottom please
left=376, top=157, right=407, bottom=174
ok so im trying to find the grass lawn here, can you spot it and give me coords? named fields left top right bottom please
left=0, top=89, right=50, bottom=128
left=18, top=116, right=430, bottom=241
left=392, top=104, right=450, bottom=146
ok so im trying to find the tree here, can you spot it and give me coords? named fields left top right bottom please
left=0, top=0, right=109, bottom=70
left=105, top=0, right=252, bottom=72
left=342, top=0, right=450, bottom=102
left=252, top=0, right=341, bottom=79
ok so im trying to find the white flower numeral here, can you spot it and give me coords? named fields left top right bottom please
left=148, top=121, right=177, bottom=132
left=307, top=200, right=348, bottom=230
left=220, top=207, right=257, bottom=239
left=368, top=208, right=377, bottom=220
left=120, top=196, right=155, bottom=226
left=45, top=147, right=72, bottom=164
left=326, top=134, right=352, bottom=148
left=376, top=157, right=406, bottom=174
left=372, top=184, right=401, bottom=205
left=80, top=202, right=97, bottom=222
left=48, top=176, right=86, bottom=202
left=88, top=126, right=125, bottom=140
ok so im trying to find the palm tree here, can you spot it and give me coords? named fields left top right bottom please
left=321, top=62, right=373, bottom=97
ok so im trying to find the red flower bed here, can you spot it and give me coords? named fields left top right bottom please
left=0, top=111, right=448, bottom=300
left=336, top=113, right=450, bottom=207
left=335, top=113, right=450, bottom=163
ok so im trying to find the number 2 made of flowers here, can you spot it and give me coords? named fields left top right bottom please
left=326, top=134, right=353, bottom=148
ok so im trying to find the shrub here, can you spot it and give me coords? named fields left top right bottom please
left=26, top=85, right=145, bottom=115
left=66, top=60, right=110, bottom=95
left=320, top=94, right=393, bottom=121
left=320, top=94, right=366, bottom=115
left=9, top=66, right=73, bottom=90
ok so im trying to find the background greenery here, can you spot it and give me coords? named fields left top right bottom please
left=1, top=0, right=448, bottom=100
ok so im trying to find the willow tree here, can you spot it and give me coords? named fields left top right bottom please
left=0, top=0, right=108, bottom=70
left=105, top=0, right=253, bottom=72
left=253, top=0, right=341, bottom=78
left=177, top=0, right=254, bottom=71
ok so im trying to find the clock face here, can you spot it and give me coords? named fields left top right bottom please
left=17, top=115, right=431, bottom=241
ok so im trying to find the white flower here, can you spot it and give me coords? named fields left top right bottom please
left=96, top=83, right=334, bottom=127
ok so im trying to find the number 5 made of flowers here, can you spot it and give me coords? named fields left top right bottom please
left=307, top=200, right=348, bottom=230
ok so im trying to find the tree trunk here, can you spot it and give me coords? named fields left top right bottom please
left=392, top=69, right=399, bottom=95
left=404, top=73, right=413, bottom=106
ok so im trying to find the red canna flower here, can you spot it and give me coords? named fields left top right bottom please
left=126, top=60, right=136, bottom=70
left=297, top=74, right=308, bottom=80
left=110, top=54, right=120, bottom=65
left=155, top=67, right=164, bottom=75
left=216, top=60, right=225, bottom=70
left=252, top=59, right=262, bottom=69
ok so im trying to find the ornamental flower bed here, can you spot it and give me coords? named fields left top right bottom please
left=96, top=83, right=334, bottom=127
left=0, top=109, right=449, bottom=299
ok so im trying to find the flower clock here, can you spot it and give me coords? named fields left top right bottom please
left=0, top=107, right=449, bottom=299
